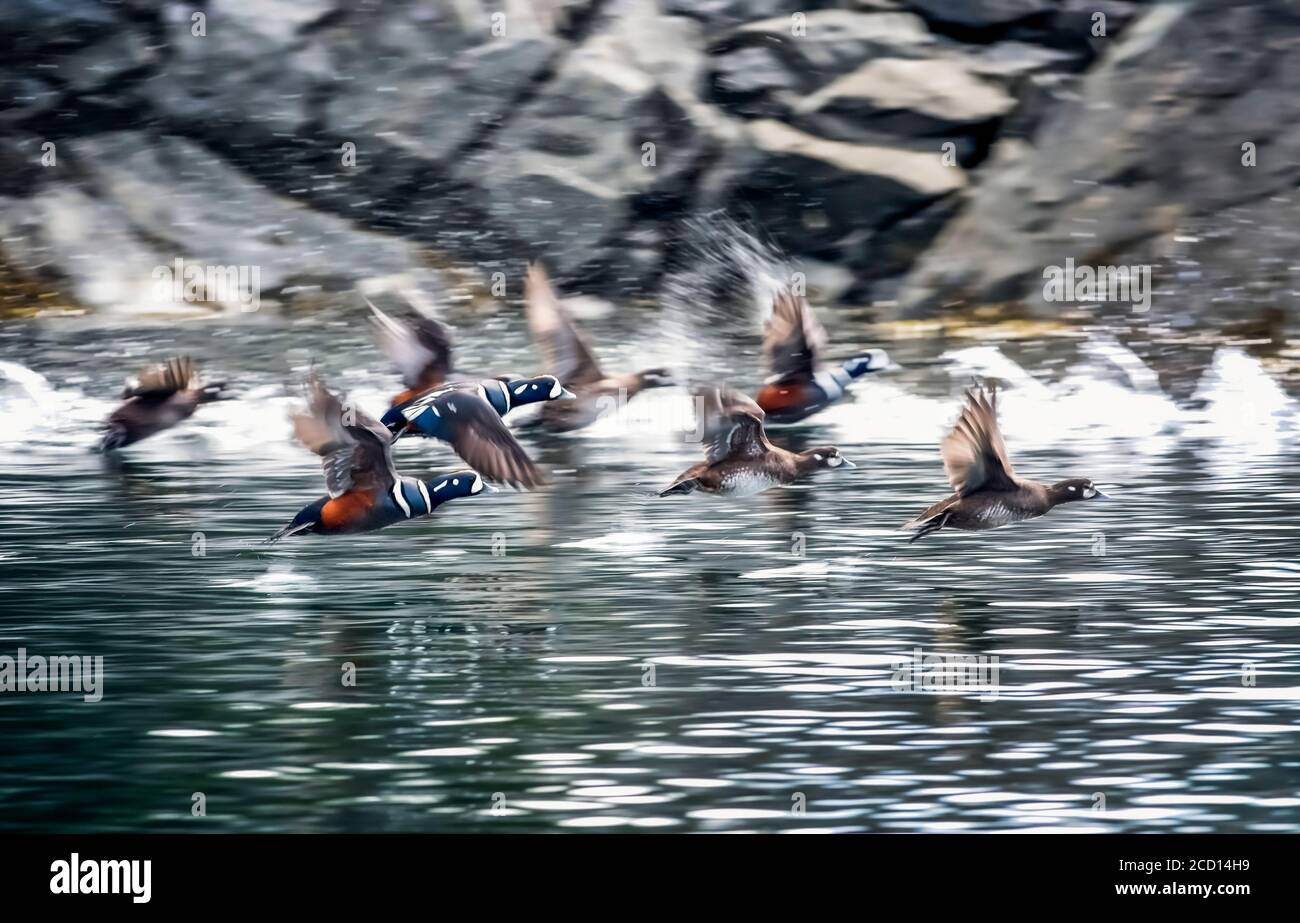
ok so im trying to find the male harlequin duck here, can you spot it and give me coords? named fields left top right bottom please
left=754, top=289, right=891, bottom=424
left=659, top=386, right=854, bottom=497
left=269, top=372, right=491, bottom=541
left=903, top=385, right=1109, bottom=542
left=381, top=374, right=575, bottom=489
left=367, top=298, right=454, bottom=409
left=98, top=356, right=231, bottom=451
left=521, top=263, right=674, bottom=432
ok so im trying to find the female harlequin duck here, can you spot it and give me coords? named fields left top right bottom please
left=367, top=297, right=454, bottom=408
left=381, top=374, right=575, bottom=489
left=521, top=263, right=674, bottom=432
left=98, top=356, right=231, bottom=451
left=754, top=289, right=891, bottom=424
left=903, top=385, right=1109, bottom=542
left=659, top=386, right=854, bottom=497
left=269, top=372, right=491, bottom=541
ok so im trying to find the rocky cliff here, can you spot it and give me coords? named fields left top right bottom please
left=1, top=0, right=1294, bottom=328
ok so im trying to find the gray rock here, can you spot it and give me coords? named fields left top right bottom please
left=714, top=119, right=964, bottom=280
left=457, top=2, right=720, bottom=279
left=797, top=56, right=1017, bottom=132
left=0, top=132, right=449, bottom=315
left=318, top=7, right=558, bottom=166
left=904, top=0, right=1057, bottom=30
left=896, top=1, right=1300, bottom=323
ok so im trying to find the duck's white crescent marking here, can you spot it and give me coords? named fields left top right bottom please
left=416, top=479, right=432, bottom=511
left=498, top=380, right=512, bottom=411
left=391, top=482, right=412, bottom=518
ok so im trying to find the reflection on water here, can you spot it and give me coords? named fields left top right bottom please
left=1, top=312, right=1299, bottom=833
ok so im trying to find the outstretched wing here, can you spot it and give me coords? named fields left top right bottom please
left=525, top=262, right=603, bottom=387
left=697, top=386, right=771, bottom=464
left=121, top=356, right=197, bottom=400
left=762, top=290, right=826, bottom=384
left=367, top=298, right=453, bottom=392
left=432, top=390, right=545, bottom=490
left=292, top=372, right=396, bottom=498
left=941, top=385, right=1018, bottom=495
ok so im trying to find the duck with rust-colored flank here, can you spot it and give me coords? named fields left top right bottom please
left=659, top=387, right=855, bottom=497
left=269, top=372, right=492, bottom=541
left=367, top=296, right=454, bottom=409
left=754, top=288, right=891, bottom=424
left=98, top=356, right=231, bottom=451
left=521, top=263, right=674, bottom=432
left=903, top=385, right=1110, bottom=542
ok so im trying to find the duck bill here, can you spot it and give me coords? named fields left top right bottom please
left=1092, top=487, right=1111, bottom=500
left=559, top=388, right=578, bottom=400
left=839, top=458, right=857, bottom=468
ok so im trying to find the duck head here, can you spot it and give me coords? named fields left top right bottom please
left=843, top=350, right=893, bottom=378
left=196, top=381, right=235, bottom=402
left=424, top=470, right=495, bottom=505
left=1047, top=478, right=1110, bottom=506
left=503, top=374, right=576, bottom=408
left=801, top=446, right=856, bottom=471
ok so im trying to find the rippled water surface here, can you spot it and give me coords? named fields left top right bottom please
left=2, top=310, right=1299, bottom=832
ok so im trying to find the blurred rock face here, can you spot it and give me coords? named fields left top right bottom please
left=0, top=0, right=1293, bottom=329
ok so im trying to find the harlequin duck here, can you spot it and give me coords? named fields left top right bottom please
left=903, top=385, right=1110, bottom=542
left=269, top=372, right=492, bottom=541
left=659, top=386, right=854, bottom=497
left=381, top=375, right=575, bottom=489
left=754, top=289, right=890, bottom=424
left=97, top=356, right=231, bottom=451
left=521, top=263, right=674, bottom=432
left=367, top=298, right=454, bottom=408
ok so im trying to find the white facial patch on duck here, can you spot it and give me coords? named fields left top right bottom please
left=549, top=377, right=562, bottom=399
left=513, top=384, right=528, bottom=396
left=471, top=474, right=485, bottom=494
left=1083, top=485, right=1096, bottom=499
left=827, top=455, right=844, bottom=468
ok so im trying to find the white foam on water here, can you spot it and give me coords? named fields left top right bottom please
left=0, top=340, right=1295, bottom=464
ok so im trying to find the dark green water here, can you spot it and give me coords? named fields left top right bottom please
left=2, top=311, right=1299, bottom=832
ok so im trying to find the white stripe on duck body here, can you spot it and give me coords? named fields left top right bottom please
left=269, top=371, right=493, bottom=542
left=519, top=262, right=676, bottom=433
left=754, top=288, right=892, bottom=425
left=380, top=374, right=575, bottom=490
left=659, top=386, right=856, bottom=498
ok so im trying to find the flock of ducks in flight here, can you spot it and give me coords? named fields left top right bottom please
left=97, top=264, right=1109, bottom=543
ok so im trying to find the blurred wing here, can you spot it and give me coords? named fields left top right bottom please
left=941, top=386, right=1018, bottom=495
left=367, top=299, right=453, bottom=391
left=763, top=290, right=826, bottom=383
left=525, top=263, right=603, bottom=387
left=292, top=372, right=395, bottom=497
left=699, top=386, right=770, bottom=464
left=122, top=356, right=196, bottom=399
left=436, top=391, right=545, bottom=489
